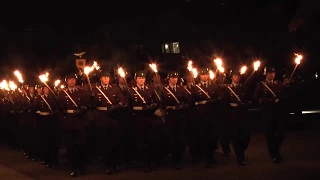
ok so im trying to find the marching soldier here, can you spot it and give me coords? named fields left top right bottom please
left=91, top=70, right=126, bottom=175
left=58, top=73, right=90, bottom=177
left=18, top=87, right=35, bottom=160
left=128, top=71, right=161, bottom=173
left=191, top=68, right=225, bottom=168
left=34, top=86, right=60, bottom=168
left=254, top=67, right=287, bottom=164
left=183, top=71, right=199, bottom=162
left=163, top=71, right=190, bottom=169
left=225, top=69, right=251, bottom=165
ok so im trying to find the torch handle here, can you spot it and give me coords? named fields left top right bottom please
left=244, top=71, right=255, bottom=85
left=44, top=82, right=57, bottom=98
left=288, top=64, right=298, bottom=83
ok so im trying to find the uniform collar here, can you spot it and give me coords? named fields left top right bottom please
left=137, top=84, right=144, bottom=89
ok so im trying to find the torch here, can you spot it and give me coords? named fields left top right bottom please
left=83, top=61, right=100, bottom=93
left=39, top=73, right=57, bottom=97
left=244, top=61, right=260, bottom=85
left=187, top=60, right=198, bottom=83
left=118, top=67, right=130, bottom=90
left=288, top=53, right=303, bottom=83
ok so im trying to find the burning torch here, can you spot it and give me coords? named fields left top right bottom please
left=244, top=61, right=260, bottom=85
left=288, top=53, right=303, bottom=83
left=39, top=73, right=57, bottom=97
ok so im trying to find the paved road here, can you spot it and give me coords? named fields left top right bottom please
left=0, top=115, right=320, bottom=180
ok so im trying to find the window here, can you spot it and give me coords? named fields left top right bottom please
left=172, top=42, right=180, bottom=53
left=162, top=42, right=180, bottom=54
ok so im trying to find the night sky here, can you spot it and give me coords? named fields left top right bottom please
left=0, top=0, right=319, bottom=80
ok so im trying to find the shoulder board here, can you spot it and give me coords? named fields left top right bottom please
left=134, top=87, right=138, bottom=91
left=183, top=85, right=187, bottom=88
left=109, top=84, right=112, bottom=88
left=166, top=85, right=169, bottom=88
left=177, top=85, right=180, bottom=88
left=198, top=83, right=201, bottom=86
left=98, top=85, right=101, bottom=88
left=274, top=80, right=278, bottom=84
left=145, top=86, right=148, bottom=89
left=228, top=84, right=233, bottom=87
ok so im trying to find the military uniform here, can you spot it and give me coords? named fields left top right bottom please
left=224, top=70, right=251, bottom=165
left=163, top=72, right=190, bottom=169
left=191, top=68, right=225, bottom=167
left=91, top=70, right=126, bottom=175
left=254, top=67, right=287, bottom=163
left=58, top=73, right=90, bottom=176
left=128, top=71, right=161, bottom=172
left=34, top=89, right=59, bottom=168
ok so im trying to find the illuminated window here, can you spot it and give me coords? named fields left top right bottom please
left=172, top=42, right=180, bottom=53
left=162, top=42, right=180, bottom=54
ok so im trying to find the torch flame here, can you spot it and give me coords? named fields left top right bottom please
left=54, top=80, right=61, bottom=87
left=187, top=61, right=193, bottom=71
left=14, top=70, right=24, bottom=83
left=214, top=58, right=225, bottom=72
left=60, top=85, right=65, bottom=89
left=240, top=66, right=247, bottom=75
left=192, top=68, right=198, bottom=78
left=84, top=61, right=100, bottom=75
left=209, top=70, right=215, bottom=79
left=9, top=81, right=17, bottom=90
left=39, top=73, right=49, bottom=82
left=0, top=80, right=10, bottom=90
left=149, top=63, right=158, bottom=73
left=118, top=67, right=126, bottom=78
left=294, top=53, right=303, bottom=65
left=253, top=61, right=261, bottom=71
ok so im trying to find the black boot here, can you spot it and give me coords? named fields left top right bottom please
left=70, top=169, right=78, bottom=177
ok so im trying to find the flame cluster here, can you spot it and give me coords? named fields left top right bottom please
left=187, top=61, right=198, bottom=78
left=84, top=61, right=100, bottom=75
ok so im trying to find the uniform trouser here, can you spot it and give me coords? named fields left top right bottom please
left=21, top=123, right=34, bottom=156
left=187, top=108, right=201, bottom=159
left=262, top=109, right=287, bottom=158
left=219, top=116, right=232, bottom=154
left=63, top=129, right=87, bottom=169
left=229, top=108, right=250, bottom=160
left=166, top=110, right=187, bottom=164
left=91, top=116, right=121, bottom=168
left=8, top=113, right=20, bottom=149
left=132, top=113, right=163, bottom=166
left=37, top=115, right=60, bottom=164
left=195, top=105, right=218, bottom=161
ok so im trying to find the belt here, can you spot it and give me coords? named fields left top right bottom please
left=165, top=106, right=176, bottom=110
left=133, top=106, right=143, bottom=111
left=195, top=100, right=207, bottom=105
left=66, top=110, right=77, bottom=114
left=230, top=103, right=238, bottom=107
left=39, top=112, right=50, bottom=116
left=97, top=107, right=108, bottom=111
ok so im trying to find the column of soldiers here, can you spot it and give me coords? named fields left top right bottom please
left=0, top=66, right=288, bottom=177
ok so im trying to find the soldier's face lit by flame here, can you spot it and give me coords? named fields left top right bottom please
left=200, top=74, right=209, bottom=82
left=152, top=74, right=160, bottom=84
left=266, top=72, right=275, bottom=81
left=185, top=74, right=193, bottom=83
left=29, top=87, right=35, bottom=94
left=136, top=77, right=145, bottom=86
left=118, top=77, right=125, bottom=84
left=43, top=87, right=49, bottom=95
left=67, top=78, right=76, bottom=88
left=232, top=75, right=240, bottom=84
left=100, top=76, right=110, bottom=85
left=169, top=77, right=178, bottom=86
left=37, top=88, right=43, bottom=95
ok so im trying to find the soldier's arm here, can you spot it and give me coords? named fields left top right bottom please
left=253, top=82, right=275, bottom=105
left=115, top=88, right=126, bottom=108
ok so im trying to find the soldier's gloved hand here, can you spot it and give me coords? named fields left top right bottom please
left=176, top=104, right=188, bottom=110
left=107, top=103, right=122, bottom=113
left=206, top=99, right=217, bottom=104
left=275, top=98, right=280, bottom=103
left=143, top=103, right=157, bottom=111
left=79, top=106, right=87, bottom=114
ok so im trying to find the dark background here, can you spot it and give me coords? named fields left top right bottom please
left=0, top=0, right=319, bottom=82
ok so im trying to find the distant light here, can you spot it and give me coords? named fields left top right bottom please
left=315, top=72, right=318, bottom=79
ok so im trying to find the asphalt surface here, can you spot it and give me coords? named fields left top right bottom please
left=0, top=114, right=320, bottom=180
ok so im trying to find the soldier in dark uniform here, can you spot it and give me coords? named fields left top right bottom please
left=128, top=71, right=161, bottom=172
left=191, top=68, right=225, bottom=168
left=57, top=73, right=90, bottom=177
left=34, top=86, right=59, bottom=168
left=183, top=71, right=199, bottom=162
left=254, top=67, right=287, bottom=164
left=18, top=86, right=36, bottom=160
left=225, top=69, right=251, bottom=165
left=91, top=70, right=126, bottom=175
left=163, top=71, right=190, bottom=169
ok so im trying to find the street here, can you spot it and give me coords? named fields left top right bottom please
left=0, top=114, right=320, bottom=180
